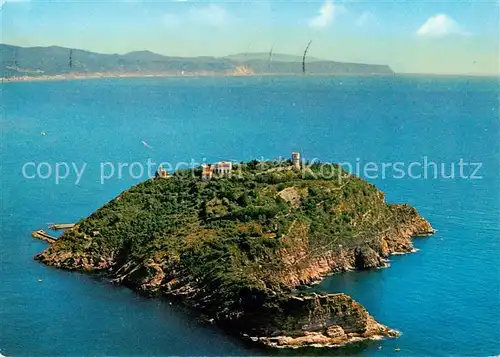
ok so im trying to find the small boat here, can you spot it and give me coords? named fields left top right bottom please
left=395, top=347, right=401, bottom=352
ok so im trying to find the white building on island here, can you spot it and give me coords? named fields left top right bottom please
left=214, top=161, right=233, bottom=175
left=200, top=161, right=233, bottom=181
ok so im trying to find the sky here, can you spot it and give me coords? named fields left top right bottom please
left=1, top=0, right=499, bottom=75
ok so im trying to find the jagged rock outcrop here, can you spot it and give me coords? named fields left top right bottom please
left=246, top=293, right=399, bottom=348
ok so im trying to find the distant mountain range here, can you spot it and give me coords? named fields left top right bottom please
left=1, top=44, right=394, bottom=78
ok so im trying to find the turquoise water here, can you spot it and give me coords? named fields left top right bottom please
left=1, top=76, right=499, bottom=356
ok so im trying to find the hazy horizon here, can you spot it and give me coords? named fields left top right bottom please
left=1, top=0, right=499, bottom=76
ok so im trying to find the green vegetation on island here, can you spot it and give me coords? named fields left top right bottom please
left=36, top=159, right=433, bottom=348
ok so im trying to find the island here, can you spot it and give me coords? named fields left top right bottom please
left=35, top=156, right=433, bottom=348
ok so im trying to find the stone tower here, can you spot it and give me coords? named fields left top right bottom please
left=291, top=152, right=301, bottom=169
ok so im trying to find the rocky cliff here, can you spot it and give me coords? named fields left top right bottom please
left=35, top=161, right=433, bottom=348
left=244, top=293, right=400, bottom=348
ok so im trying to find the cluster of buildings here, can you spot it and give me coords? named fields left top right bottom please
left=155, top=152, right=302, bottom=182
left=155, top=162, right=233, bottom=181
left=201, top=161, right=233, bottom=181
left=199, top=152, right=301, bottom=181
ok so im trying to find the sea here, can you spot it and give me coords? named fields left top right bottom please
left=1, top=76, right=499, bottom=356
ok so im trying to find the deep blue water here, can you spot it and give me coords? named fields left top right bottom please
left=1, top=76, right=499, bottom=356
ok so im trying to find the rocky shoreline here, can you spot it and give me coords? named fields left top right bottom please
left=36, top=212, right=433, bottom=348
left=274, top=214, right=434, bottom=288
left=242, top=293, right=401, bottom=348
left=33, top=165, right=434, bottom=348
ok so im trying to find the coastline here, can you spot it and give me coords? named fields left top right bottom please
left=1, top=72, right=246, bottom=83
left=1, top=71, right=400, bottom=83
left=3, top=72, right=497, bottom=84
left=35, top=214, right=432, bottom=349
left=33, top=164, right=435, bottom=349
